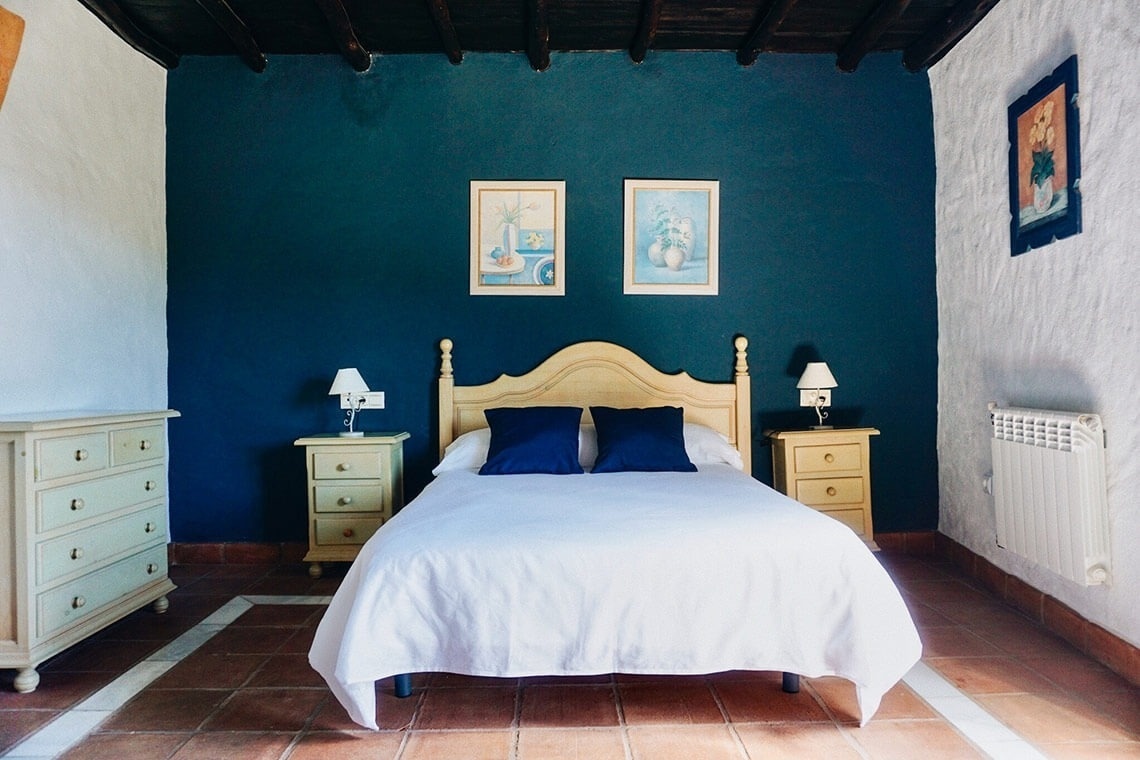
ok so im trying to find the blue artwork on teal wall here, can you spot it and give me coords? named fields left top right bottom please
left=165, top=52, right=936, bottom=543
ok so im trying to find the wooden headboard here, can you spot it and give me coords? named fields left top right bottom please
left=437, top=337, right=752, bottom=474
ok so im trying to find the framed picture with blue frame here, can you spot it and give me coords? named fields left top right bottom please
left=1007, top=55, right=1081, bottom=256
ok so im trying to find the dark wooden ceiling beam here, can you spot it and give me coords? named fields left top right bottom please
left=76, top=0, right=180, bottom=69
left=192, top=0, right=267, bottom=73
left=526, top=0, right=551, bottom=71
left=313, top=0, right=371, bottom=72
left=424, top=0, right=463, bottom=65
left=902, top=0, right=1000, bottom=71
left=836, top=0, right=911, bottom=72
left=737, top=0, right=801, bottom=66
left=629, top=0, right=664, bottom=64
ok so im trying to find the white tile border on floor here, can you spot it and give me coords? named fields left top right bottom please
left=4, top=596, right=1052, bottom=760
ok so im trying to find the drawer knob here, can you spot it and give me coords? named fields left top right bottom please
left=824, top=453, right=835, bottom=463
left=145, top=480, right=157, bottom=491
left=145, top=522, right=157, bottom=533
left=74, top=449, right=88, bottom=462
left=70, top=498, right=85, bottom=511
left=146, top=563, right=158, bottom=575
left=72, top=596, right=86, bottom=609
left=826, top=486, right=837, bottom=496
left=338, top=496, right=353, bottom=506
left=70, top=547, right=84, bottom=560
left=337, top=462, right=352, bottom=472
left=139, top=440, right=152, bottom=451
left=342, top=528, right=355, bottom=538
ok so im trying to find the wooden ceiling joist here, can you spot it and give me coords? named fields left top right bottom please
left=192, top=0, right=267, bottom=73
left=527, top=0, right=551, bottom=71
left=424, top=0, right=463, bottom=65
left=629, top=0, right=664, bottom=64
left=902, top=0, right=1000, bottom=71
left=836, top=0, right=911, bottom=72
left=313, top=0, right=371, bottom=72
left=76, top=0, right=180, bottom=69
left=737, top=0, right=801, bottom=66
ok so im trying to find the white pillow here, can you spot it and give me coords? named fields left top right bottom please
left=433, top=421, right=744, bottom=474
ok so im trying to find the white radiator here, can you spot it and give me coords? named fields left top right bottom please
left=988, top=404, right=1110, bottom=585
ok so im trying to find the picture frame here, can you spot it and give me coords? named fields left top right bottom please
left=1007, top=55, right=1081, bottom=256
left=623, top=179, right=719, bottom=295
left=0, top=5, right=25, bottom=112
left=470, top=180, right=566, bottom=296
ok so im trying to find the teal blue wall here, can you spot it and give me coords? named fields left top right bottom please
left=166, top=52, right=937, bottom=542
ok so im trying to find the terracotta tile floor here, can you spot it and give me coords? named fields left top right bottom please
left=1, top=553, right=1136, bottom=759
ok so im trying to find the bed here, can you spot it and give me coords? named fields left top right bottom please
left=309, top=337, right=921, bottom=729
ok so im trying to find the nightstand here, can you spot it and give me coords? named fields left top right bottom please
left=766, top=427, right=880, bottom=549
left=294, top=432, right=409, bottom=578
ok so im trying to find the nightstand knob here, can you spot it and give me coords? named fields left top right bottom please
left=70, top=498, right=85, bottom=511
left=338, top=496, right=353, bottom=506
left=337, top=462, right=352, bottom=472
left=72, top=596, right=86, bottom=609
left=826, top=486, right=837, bottom=496
left=145, top=480, right=157, bottom=491
left=70, top=547, right=84, bottom=560
left=74, top=449, right=88, bottom=462
left=145, top=522, right=157, bottom=533
left=146, top=563, right=158, bottom=575
left=824, top=453, right=835, bottom=463
left=342, top=528, right=355, bottom=538
left=139, top=439, right=152, bottom=451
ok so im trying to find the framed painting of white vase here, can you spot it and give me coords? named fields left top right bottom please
left=470, top=180, right=566, bottom=295
left=1007, top=55, right=1081, bottom=256
left=623, top=179, right=719, bottom=295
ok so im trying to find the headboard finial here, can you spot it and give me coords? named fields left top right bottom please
left=734, top=336, right=749, bottom=376
left=440, top=338, right=454, bottom=379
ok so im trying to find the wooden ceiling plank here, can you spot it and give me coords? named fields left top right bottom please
left=76, top=0, right=180, bottom=69
left=424, top=0, right=463, bottom=65
left=737, top=0, right=801, bottom=66
left=836, top=0, right=911, bottom=72
left=527, top=0, right=551, bottom=71
left=902, top=0, right=1000, bottom=71
left=313, top=0, right=371, bottom=71
left=192, top=0, right=267, bottom=73
left=629, top=0, right=664, bottom=64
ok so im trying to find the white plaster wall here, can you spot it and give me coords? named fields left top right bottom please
left=931, top=0, right=1140, bottom=646
left=0, top=0, right=167, bottom=413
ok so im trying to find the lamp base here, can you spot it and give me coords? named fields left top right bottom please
left=339, top=431, right=365, bottom=438
left=809, top=425, right=834, bottom=430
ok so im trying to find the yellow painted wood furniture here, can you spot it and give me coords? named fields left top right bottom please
left=0, top=410, right=179, bottom=693
left=766, top=427, right=880, bottom=549
left=294, top=432, right=409, bottom=579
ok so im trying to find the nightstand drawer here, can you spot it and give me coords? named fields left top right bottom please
left=111, top=425, right=165, bottom=466
left=314, top=517, right=382, bottom=546
left=792, top=443, right=862, bottom=473
left=795, top=476, right=864, bottom=506
left=313, top=451, right=386, bottom=480
left=314, top=484, right=387, bottom=513
left=36, top=433, right=109, bottom=481
left=37, top=504, right=167, bottom=586
left=819, top=508, right=868, bottom=536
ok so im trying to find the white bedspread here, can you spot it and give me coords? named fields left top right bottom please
left=309, top=465, right=921, bottom=729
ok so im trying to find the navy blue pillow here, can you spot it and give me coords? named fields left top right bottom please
left=478, top=406, right=585, bottom=475
left=589, top=406, right=697, bottom=473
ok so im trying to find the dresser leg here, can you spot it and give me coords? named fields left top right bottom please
left=152, top=595, right=170, bottom=614
left=14, top=668, right=39, bottom=693
left=309, top=562, right=323, bottom=579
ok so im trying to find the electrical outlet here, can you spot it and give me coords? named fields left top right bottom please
left=799, top=389, right=831, bottom=407
left=340, top=391, right=385, bottom=410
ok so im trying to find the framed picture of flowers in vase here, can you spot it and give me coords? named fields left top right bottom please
left=1007, top=55, right=1081, bottom=256
left=470, top=180, right=566, bottom=295
left=623, top=179, right=719, bottom=295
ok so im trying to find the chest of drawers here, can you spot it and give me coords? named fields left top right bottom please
left=766, top=427, right=880, bottom=549
left=0, top=410, right=178, bottom=692
left=294, top=432, right=409, bottom=579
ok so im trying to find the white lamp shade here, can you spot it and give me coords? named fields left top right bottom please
left=796, top=362, right=838, bottom=389
left=329, top=368, right=369, bottom=395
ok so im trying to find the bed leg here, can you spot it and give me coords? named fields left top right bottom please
left=393, top=673, right=412, bottom=698
left=782, top=672, right=800, bottom=693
